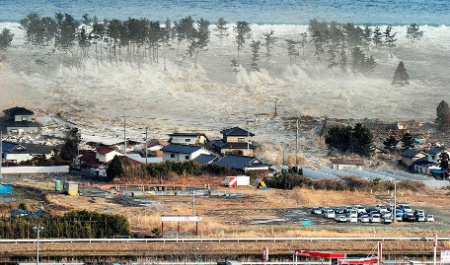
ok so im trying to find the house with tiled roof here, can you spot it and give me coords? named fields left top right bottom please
left=412, top=147, right=450, bottom=175
left=194, top=154, right=218, bottom=164
left=1, top=141, right=55, bottom=163
left=161, top=143, right=210, bottom=162
left=95, top=146, right=122, bottom=163
left=212, top=154, right=270, bottom=176
left=212, top=126, right=256, bottom=156
left=401, top=149, right=426, bottom=167
left=0, top=107, right=41, bottom=134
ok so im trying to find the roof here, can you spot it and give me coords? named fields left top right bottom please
left=3, top=107, right=34, bottom=117
left=96, top=146, right=116, bottom=155
left=8, top=143, right=54, bottom=155
left=401, top=149, right=424, bottom=158
left=213, top=155, right=267, bottom=170
left=427, top=147, right=445, bottom=155
left=0, top=118, right=41, bottom=128
left=220, top=127, right=254, bottom=137
left=161, top=143, right=201, bottom=154
left=1, top=141, right=18, bottom=153
left=330, top=158, right=364, bottom=166
left=168, top=132, right=207, bottom=137
left=126, top=153, right=163, bottom=164
left=194, top=154, right=218, bottom=164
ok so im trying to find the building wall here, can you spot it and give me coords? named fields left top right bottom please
left=427, top=151, right=450, bottom=164
left=5, top=153, right=34, bottom=163
left=332, top=164, right=363, bottom=171
left=414, top=164, right=441, bottom=175
left=402, top=154, right=426, bottom=167
left=14, top=115, right=32, bottom=122
left=225, top=136, right=251, bottom=143
left=163, top=149, right=210, bottom=162
left=171, top=136, right=201, bottom=145
left=96, top=151, right=121, bottom=163
left=221, top=148, right=254, bottom=157
left=7, top=126, right=39, bottom=134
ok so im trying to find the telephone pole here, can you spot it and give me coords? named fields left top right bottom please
left=144, top=127, right=148, bottom=164
left=123, top=116, right=127, bottom=154
left=295, top=117, right=299, bottom=167
left=33, top=224, right=44, bottom=265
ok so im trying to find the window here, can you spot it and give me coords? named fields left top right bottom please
left=185, top=139, right=191, bottom=142
left=185, top=155, right=190, bottom=160
left=21, top=116, right=28, bottom=121
left=170, top=154, right=175, bottom=158
left=431, top=155, right=435, bottom=160
left=238, top=138, right=245, bottom=142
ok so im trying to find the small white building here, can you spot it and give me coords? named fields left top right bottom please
left=95, top=146, right=122, bottom=163
left=426, top=147, right=450, bottom=164
left=168, top=132, right=208, bottom=145
left=330, top=158, right=364, bottom=170
left=161, top=143, right=210, bottom=162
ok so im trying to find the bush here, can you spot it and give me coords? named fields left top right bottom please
left=397, top=180, right=426, bottom=192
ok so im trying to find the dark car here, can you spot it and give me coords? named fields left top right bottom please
left=334, top=207, right=345, bottom=214
left=402, top=213, right=416, bottom=222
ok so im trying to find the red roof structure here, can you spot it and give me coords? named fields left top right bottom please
left=295, top=250, right=347, bottom=259
left=96, top=146, right=115, bottom=155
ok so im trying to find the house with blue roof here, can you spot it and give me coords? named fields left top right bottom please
left=212, top=154, right=270, bottom=176
left=413, top=147, right=450, bottom=175
left=161, top=143, right=210, bottom=162
left=194, top=154, right=218, bottom=164
left=401, top=149, right=426, bottom=167
left=212, top=126, right=257, bottom=157
left=426, top=147, right=449, bottom=164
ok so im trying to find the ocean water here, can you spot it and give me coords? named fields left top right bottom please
left=0, top=0, right=449, bottom=25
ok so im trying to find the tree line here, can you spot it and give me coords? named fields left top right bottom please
left=0, top=210, right=130, bottom=239
left=0, top=12, right=425, bottom=76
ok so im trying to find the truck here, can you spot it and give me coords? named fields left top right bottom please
left=224, top=175, right=250, bottom=187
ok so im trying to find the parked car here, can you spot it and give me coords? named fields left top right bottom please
left=375, top=204, right=389, bottom=213
left=348, top=214, right=358, bottom=223
left=402, top=213, right=416, bottom=222
left=353, top=205, right=366, bottom=214
left=325, top=210, right=336, bottom=219
left=387, top=205, right=395, bottom=212
left=334, top=207, right=345, bottom=214
left=359, top=214, right=370, bottom=223
left=335, top=215, right=348, bottom=222
left=398, top=204, right=413, bottom=214
left=321, top=207, right=331, bottom=216
left=396, top=210, right=403, bottom=221
left=344, top=206, right=353, bottom=213
left=381, top=214, right=392, bottom=224
left=426, top=214, right=435, bottom=222
left=370, top=214, right=380, bottom=223
left=311, top=207, right=322, bottom=215
left=414, top=209, right=425, bottom=216
left=416, top=214, right=426, bottom=222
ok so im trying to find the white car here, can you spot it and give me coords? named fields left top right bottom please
left=311, top=207, right=323, bottom=215
left=370, top=214, right=380, bottom=223
left=348, top=215, right=358, bottom=223
left=398, top=204, right=413, bottom=214
left=381, top=214, right=392, bottom=224
left=321, top=207, right=331, bottom=216
left=416, top=214, right=426, bottom=222
left=353, top=205, right=366, bottom=213
left=325, top=210, right=336, bottom=219
left=359, top=214, right=370, bottom=223
left=426, top=215, right=435, bottom=222
left=375, top=204, right=388, bottom=213
left=335, top=215, right=349, bottom=222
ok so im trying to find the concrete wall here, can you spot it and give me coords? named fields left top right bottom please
left=1, top=166, right=70, bottom=174
left=163, top=149, right=210, bottom=162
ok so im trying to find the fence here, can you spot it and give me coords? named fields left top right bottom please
left=0, top=165, right=69, bottom=175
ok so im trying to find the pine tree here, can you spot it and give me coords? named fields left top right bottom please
left=350, top=47, right=364, bottom=73
left=383, top=135, right=399, bottom=151
left=234, top=21, right=251, bottom=66
left=262, top=30, right=277, bottom=60
left=406, top=23, right=423, bottom=46
left=383, top=25, right=397, bottom=58
left=339, top=45, right=347, bottom=72
left=286, top=39, right=299, bottom=66
left=299, top=32, right=308, bottom=61
left=250, top=40, right=261, bottom=71
left=188, top=18, right=210, bottom=67
left=372, top=26, right=383, bottom=48
left=401, top=133, right=414, bottom=150
left=215, top=17, right=229, bottom=46
left=392, top=61, right=409, bottom=86
left=363, top=25, right=372, bottom=53
left=0, top=28, right=14, bottom=49
left=436, top=100, right=450, bottom=131
left=107, top=155, right=124, bottom=180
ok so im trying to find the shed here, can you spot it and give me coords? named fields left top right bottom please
left=63, top=181, right=79, bottom=196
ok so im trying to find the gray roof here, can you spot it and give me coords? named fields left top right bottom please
left=3, top=107, right=34, bottom=117
left=401, top=149, right=423, bottom=158
left=194, top=154, right=218, bottom=164
left=8, top=143, right=54, bottom=155
left=220, top=127, right=255, bottom=137
left=428, top=147, right=445, bottom=155
left=168, top=132, right=207, bottom=137
left=213, top=155, right=268, bottom=170
left=0, top=119, right=41, bottom=128
left=161, top=143, right=201, bottom=154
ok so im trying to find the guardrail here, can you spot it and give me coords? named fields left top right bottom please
left=1, top=236, right=449, bottom=244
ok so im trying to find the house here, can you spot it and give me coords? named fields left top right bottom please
left=79, top=151, right=107, bottom=177
left=161, top=143, right=210, bottom=162
left=125, top=153, right=163, bottom=164
left=330, top=158, right=364, bottom=170
left=413, top=157, right=440, bottom=175
left=212, top=127, right=256, bottom=156
left=213, top=154, right=270, bottom=176
left=426, top=147, right=450, bottom=164
left=168, top=132, right=208, bottom=145
left=2, top=142, right=55, bottom=163
left=95, top=146, right=122, bottom=163
left=401, top=149, right=426, bottom=167
left=0, top=107, right=41, bottom=134
left=194, top=154, right=218, bottom=164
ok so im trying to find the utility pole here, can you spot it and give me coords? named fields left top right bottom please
left=295, top=117, right=299, bottom=167
left=0, top=131, right=2, bottom=179
left=123, top=116, right=127, bottom=154
left=33, top=224, right=44, bottom=265
left=192, top=189, right=195, bottom=215
left=144, top=127, right=148, bottom=165
left=393, top=179, right=397, bottom=223
left=247, top=120, right=250, bottom=155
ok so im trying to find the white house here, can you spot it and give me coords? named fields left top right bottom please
left=95, top=146, right=122, bottom=163
left=168, top=132, right=208, bottom=145
left=0, top=107, right=41, bottom=134
left=161, top=143, right=210, bottom=162
left=4, top=143, right=55, bottom=163
left=330, top=158, right=364, bottom=170
left=426, top=147, right=450, bottom=164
